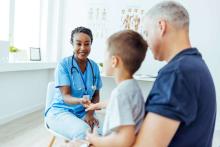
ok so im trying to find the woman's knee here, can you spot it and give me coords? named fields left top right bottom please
left=45, top=112, right=90, bottom=140
left=70, top=122, right=91, bottom=140
left=46, top=117, right=90, bottom=140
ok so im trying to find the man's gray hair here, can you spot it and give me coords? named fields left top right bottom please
left=146, top=1, right=189, bottom=29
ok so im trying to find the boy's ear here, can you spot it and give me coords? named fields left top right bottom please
left=111, top=56, right=119, bottom=68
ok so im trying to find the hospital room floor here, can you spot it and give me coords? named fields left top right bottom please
left=0, top=109, right=219, bottom=147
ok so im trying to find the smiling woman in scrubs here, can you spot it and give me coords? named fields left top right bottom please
left=45, top=27, right=102, bottom=140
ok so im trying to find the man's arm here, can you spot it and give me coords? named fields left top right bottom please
left=133, top=112, right=180, bottom=147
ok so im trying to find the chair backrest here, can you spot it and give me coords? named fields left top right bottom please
left=45, top=81, right=55, bottom=111
left=44, top=81, right=71, bottom=141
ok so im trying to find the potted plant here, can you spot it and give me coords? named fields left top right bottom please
left=9, top=46, right=19, bottom=53
left=8, top=46, right=19, bottom=62
left=99, top=62, right=103, bottom=73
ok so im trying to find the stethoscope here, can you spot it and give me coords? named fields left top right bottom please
left=71, top=55, right=96, bottom=93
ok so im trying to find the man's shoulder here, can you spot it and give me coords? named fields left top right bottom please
left=159, top=54, right=205, bottom=79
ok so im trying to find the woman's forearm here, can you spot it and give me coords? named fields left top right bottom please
left=59, top=86, right=82, bottom=105
left=91, top=90, right=100, bottom=104
left=63, top=94, right=82, bottom=105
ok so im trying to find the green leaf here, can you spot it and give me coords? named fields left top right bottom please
left=9, top=46, right=18, bottom=52
left=99, top=62, right=103, bottom=67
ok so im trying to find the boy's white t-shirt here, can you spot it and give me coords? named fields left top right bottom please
left=102, top=79, right=145, bottom=136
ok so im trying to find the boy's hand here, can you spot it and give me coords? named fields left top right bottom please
left=80, top=96, right=91, bottom=107
left=85, top=103, right=102, bottom=111
left=67, top=139, right=90, bottom=147
left=86, top=127, right=98, bottom=144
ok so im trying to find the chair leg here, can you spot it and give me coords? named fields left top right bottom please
left=48, top=135, right=56, bottom=147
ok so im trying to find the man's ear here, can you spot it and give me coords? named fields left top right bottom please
left=158, top=20, right=166, bottom=36
left=111, top=56, right=119, bottom=68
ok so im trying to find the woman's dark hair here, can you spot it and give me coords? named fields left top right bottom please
left=70, top=26, right=93, bottom=45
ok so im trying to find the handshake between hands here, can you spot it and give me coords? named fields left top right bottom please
left=69, top=96, right=108, bottom=146
left=79, top=96, right=105, bottom=111
left=73, top=96, right=105, bottom=147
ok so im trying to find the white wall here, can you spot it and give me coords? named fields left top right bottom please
left=58, top=0, right=220, bottom=130
left=59, top=0, right=167, bottom=75
left=0, top=69, right=54, bottom=125
left=101, top=76, right=153, bottom=101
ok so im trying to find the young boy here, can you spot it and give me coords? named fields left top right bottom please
left=86, top=30, right=148, bottom=147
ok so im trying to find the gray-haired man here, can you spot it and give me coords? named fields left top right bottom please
left=134, top=1, right=216, bottom=147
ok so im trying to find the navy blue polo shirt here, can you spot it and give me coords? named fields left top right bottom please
left=145, top=48, right=216, bottom=147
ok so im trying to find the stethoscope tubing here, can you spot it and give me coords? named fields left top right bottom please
left=71, top=55, right=96, bottom=89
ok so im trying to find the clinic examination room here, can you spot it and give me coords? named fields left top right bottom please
left=1, top=0, right=220, bottom=147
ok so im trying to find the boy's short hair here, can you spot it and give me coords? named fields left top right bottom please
left=107, top=30, right=148, bottom=74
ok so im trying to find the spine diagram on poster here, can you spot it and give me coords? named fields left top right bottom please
left=87, top=7, right=107, bottom=39
left=121, top=8, right=145, bottom=35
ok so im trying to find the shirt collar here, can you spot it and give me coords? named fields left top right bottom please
left=169, top=48, right=201, bottom=63
left=157, top=48, right=201, bottom=74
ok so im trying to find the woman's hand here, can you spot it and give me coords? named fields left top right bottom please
left=84, top=113, right=99, bottom=129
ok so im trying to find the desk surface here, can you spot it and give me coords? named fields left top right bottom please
left=0, top=62, right=56, bottom=73
left=101, top=74, right=156, bottom=82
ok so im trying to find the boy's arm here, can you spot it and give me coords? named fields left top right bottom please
left=133, top=112, right=180, bottom=147
left=85, top=100, right=108, bottom=111
left=87, top=125, right=135, bottom=147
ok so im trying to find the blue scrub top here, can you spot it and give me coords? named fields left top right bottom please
left=145, top=48, right=216, bottom=147
left=47, top=56, right=102, bottom=118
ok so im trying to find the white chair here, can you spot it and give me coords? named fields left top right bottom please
left=45, top=81, right=70, bottom=147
